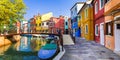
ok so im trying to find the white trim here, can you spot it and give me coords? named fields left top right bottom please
left=105, top=20, right=112, bottom=23
left=95, top=1, right=98, bottom=14
left=99, top=0, right=104, bottom=10
left=114, top=15, right=120, bottom=53
left=114, top=15, right=120, bottom=20
left=95, top=24, right=99, bottom=36
left=100, top=23, right=105, bottom=45
left=85, top=24, right=88, bottom=34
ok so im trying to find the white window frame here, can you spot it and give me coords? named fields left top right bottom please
left=95, top=1, right=98, bottom=14
left=95, top=24, right=99, bottom=36
left=85, top=25, right=88, bottom=34
left=84, top=8, right=88, bottom=18
left=99, top=0, right=104, bottom=10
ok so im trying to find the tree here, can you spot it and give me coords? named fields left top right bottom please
left=0, top=0, right=26, bottom=34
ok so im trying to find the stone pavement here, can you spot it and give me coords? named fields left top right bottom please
left=61, top=37, right=120, bottom=60
left=63, top=34, right=74, bottom=45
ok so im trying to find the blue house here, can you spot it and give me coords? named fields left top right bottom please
left=70, top=2, right=84, bottom=37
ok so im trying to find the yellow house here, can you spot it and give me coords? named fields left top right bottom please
left=78, top=2, right=94, bottom=41
left=41, top=12, right=53, bottom=32
left=36, top=14, right=42, bottom=32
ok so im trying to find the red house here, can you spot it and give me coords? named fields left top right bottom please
left=30, top=16, right=36, bottom=33
left=50, top=16, right=64, bottom=34
left=93, top=0, right=105, bottom=44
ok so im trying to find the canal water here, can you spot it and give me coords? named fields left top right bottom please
left=0, top=34, right=59, bottom=60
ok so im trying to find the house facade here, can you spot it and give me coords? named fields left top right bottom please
left=30, top=17, right=36, bottom=33
left=93, top=0, right=105, bottom=44
left=104, top=0, right=120, bottom=52
left=48, top=17, right=55, bottom=33
left=78, top=1, right=94, bottom=41
left=35, top=14, right=42, bottom=32
left=68, top=18, right=72, bottom=34
left=70, top=2, right=85, bottom=37
left=64, top=16, right=69, bottom=34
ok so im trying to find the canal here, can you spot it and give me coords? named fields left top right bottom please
left=0, top=34, right=60, bottom=60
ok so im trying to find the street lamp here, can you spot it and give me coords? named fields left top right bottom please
left=4, top=25, right=6, bottom=35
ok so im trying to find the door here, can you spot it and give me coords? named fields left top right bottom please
left=100, top=23, right=104, bottom=45
left=115, top=24, right=120, bottom=51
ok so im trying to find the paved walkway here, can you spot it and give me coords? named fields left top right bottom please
left=61, top=37, right=120, bottom=60
left=63, top=34, right=74, bottom=45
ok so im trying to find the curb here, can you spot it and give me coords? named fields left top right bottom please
left=53, top=46, right=65, bottom=60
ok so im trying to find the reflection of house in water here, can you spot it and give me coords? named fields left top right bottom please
left=31, top=36, right=47, bottom=51
left=0, top=44, right=11, bottom=54
left=19, top=36, right=32, bottom=52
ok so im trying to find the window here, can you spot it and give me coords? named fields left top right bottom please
left=106, top=22, right=113, bottom=35
left=117, top=24, right=120, bottom=29
left=71, top=11, right=73, bottom=16
left=95, top=2, right=99, bottom=14
left=75, top=7, right=77, bottom=12
left=85, top=25, right=88, bottom=34
left=42, top=23, right=44, bottom=26
left=66, top=22, right=68, bottom=25
left=100, top=0, right=104, bottom=9
left=84, top=8, right=88, bottom=18
left=46, top=22, right=49, bottom=25
left=39, top=23, right=41, bottom=26
left=95, top=24, right=99, bottom=36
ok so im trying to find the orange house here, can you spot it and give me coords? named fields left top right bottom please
left=104, top=0, right=120, bottom=52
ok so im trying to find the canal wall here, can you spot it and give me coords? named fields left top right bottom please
left=0, top=36, right=12, bottom=47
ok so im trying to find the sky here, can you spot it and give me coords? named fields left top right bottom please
left=24, top=0, right=86, bottom=20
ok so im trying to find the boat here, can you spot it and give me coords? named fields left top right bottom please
left=38, top=43, right=58, bottom=59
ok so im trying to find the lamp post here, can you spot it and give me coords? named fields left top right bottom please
left=4, top=25, right=6, bottom=35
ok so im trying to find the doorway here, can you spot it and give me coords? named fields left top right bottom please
left=100, top=23, right=104, bottom=45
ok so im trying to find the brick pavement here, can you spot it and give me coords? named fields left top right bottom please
left=61, top=37, right=120, bottom=60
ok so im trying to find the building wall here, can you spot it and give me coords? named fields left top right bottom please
left=41, top=12, right=53, bottom=21
left=68, top=18, right=72, bottom=34
left=104, top=0, right=120, bottom=51
left=79, top=4, right=94, bottom=41
left=81, top=10, right=85, bottom=38
left=35, top=15, right=42, bottom=32
left=104, top=0, right=120, bottom=15
left=64, top=17, right=68, bottom=29
left=71, top=2, right=85, bottom=37
left=94, top=0, right=104, bottom=43
left=30, top=17, right=36, bottom=33
left=16, top=21, right=21, bottom=33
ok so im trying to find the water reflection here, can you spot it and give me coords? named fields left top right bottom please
left=18, top=36, right=32, bottom=52
left=0, top=44, right=11, bottom=55
left=0, top=34, right=59, bottom=60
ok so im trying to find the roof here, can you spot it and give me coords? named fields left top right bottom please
left=70, top=2, right=85, bottom=10
left=77, top=0, right=94, bottom=15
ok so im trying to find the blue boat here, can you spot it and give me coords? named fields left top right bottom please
left=38, top=44, right=58, bottom=59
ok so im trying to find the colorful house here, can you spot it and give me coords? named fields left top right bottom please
left=104, top=0, right=120, bottom=52
left=30, top=16, right=36, bottom=33
left=41, top=20, right=49, bottom=33
left=50, top=16, right=65, bottom=34
left=78, top=0, right=94, bottom=41
left=68, top=18, right=72, bottom=34
left=70, top=2, right=85, bottom=37
left=41, top=12, right=53, bottom=32
left=35, top=14, right=42, bottom=32
left=48, top=17, right=55, bottom=33
left=59, top=16, right=65, bottom=34
left=16, top=21, right=21, bottom=33
left=93, top=0, right=105, bottom=44
left=64, top=16, right=69, bottom=34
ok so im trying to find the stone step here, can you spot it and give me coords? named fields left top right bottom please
left=63, top=34, right=74, bottom=45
